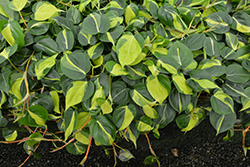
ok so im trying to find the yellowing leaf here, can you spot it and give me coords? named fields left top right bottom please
left=34, top=3, right=60, bottom=21
left=117, top=34, right=142, bottom=67
left=66, top=81, right=88, bottom=110
left=142, top=105, right=158, bottom=119
left=172, top=73, right=193, bottom=95
left=146, top=75, right=169, bottom=105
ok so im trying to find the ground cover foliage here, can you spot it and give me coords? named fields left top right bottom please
left=0, top=0, right=250, bottom=166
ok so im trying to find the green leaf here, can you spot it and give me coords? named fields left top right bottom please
left=27, top=132, right=43, bottom=147
left=125, top=123, right=139, bottom=148
left=0, top=0, right=14, bottom=18
left=28, top=20, right=50, bottom=36
left=211, top=89, right=234, bottom=115
left=118, top=149, right=134, bottom=162
left=8, top=0, right=27, bottom=11
left=142, top=105, right=159, bottom=119
left=231, top=11, right=250, bottom=34
left=113, top=104, right=136, bottom=130
left=105, top=10, right=123, bottom=28
left=18, top=105, right=48, bottom=127
left=154, top=102, right=176, bottom=128
left=226, top=64, right=250, bottom=84
left=144, top=155, right=158, bottom=165
left=0, top=67, right=11, bottom=94
left=100, top=26, right=123, bottom=45
left=166, top=41, right=194, bottom=69
left=0, top=109, right=8, bottom=127
left=56, top=29, right=74, bottom=52
left=111, top=81, right=131, bottom=105
left=35, top=54, right=57, bottom=80
left=65, top=81, right=94, bottom=111
left=130, top=89, right=154, bottom=107
left=10, top=73, right=23, bottom=100
left=205, top=12, right=233, bottom=34
left=203, top=37, right=220, bottom=57
left=172, top=73, right=193, bottom=95
left=75, top=129, right=90, bottom=145
left=240, top=87, right=250, bottom=111
left=89, top=115, right=116, bottom=146
left=0, top=20, right=25, bottom=49
left=136, top=115, right=153, bottom=132
left=2, top=128, right=17, bottom=141
left=64, top=108, right=78, bottom=141
left=183, top=33, right=206, bottom=51
left=169, top=89, right=191, bottom=113
left=52, top=16, right=74, bottom=30
left=0, top=44, right=17, bottom=64
left=197, top=59, right=226, bottom=77
left=146, top=74, right=171, bottom=105
left=105, top=61, right=129, bottom=76
left=31, top=94, right=55, bottom=114
left=89, top=80, right=105, bottom=110
left=210, top=111, right=236, bottom=135
left=78, top=29, right=97, bottom=46
left=33, top=36, right=59, bottom=56
left=222, top=81, right=247, bottom=98
left=189, top=69, right=219, bottom=90
left=176, top=114, right=190, bottom=129
left=34, top=2, right=60, bottom=21
left=96, top=98, right=113, bottom=114
left=116, top=33, right=142, bottom=67
left=125, top=3, right=139, bottom=24
left=158, top=4, right=187, bottom=32
left=157, top=59, right=178, bottom=74
left=181, top=108, right=205, bottom=132
left=61, top=51, right=91, bottom=80
left=66, top=6, right=83, bottom=24
left=50, top=91, right=60, bottom=114
left=82, top=12, right=110, bottom=35
left=87, top=42, right=104, bottom=59
left=66, top=141, right=87, bottom=155
left=225, top=32, right=238, bottom=51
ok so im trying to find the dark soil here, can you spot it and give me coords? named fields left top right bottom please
left=1, top=118, right=250, bottom=167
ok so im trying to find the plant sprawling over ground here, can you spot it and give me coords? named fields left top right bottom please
left=0, top=0, right=250, bottom=166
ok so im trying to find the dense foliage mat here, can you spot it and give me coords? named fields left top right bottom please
left=0, top=0, right=250, bottom=166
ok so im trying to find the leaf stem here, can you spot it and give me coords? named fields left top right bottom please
left=112, top=143, right=117, bottom=167
left=18, top=11, right=29, bottom=29
left=80, top=136, right=93, bottom=165
left=72, top=117, right=91, bottom=136
left=50, top=137, right=75, bottom=153
left=8, top=59, right=24, bottom=73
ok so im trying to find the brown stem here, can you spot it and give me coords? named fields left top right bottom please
left=50, top=137, right=75, bottom=153
left=144, top=132, right=157, bottom=157
left=80, top=136, right=93, bottom=165
left=8, top=59, right=24, bottom=73
left=18, top=129, right=47, bottom=167
left=112, top=143, right=117, bottom=167
left=18, top=11, right=29, bottom=29
left=72, top=117, right=91, bottom=136
left=0, top=137, right=29, bottom=144
left=24, top=125, right=34, bottom=133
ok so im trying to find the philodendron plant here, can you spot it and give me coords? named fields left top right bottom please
left=0, top=0, right=250, bottom=166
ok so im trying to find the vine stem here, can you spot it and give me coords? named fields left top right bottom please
left=112, top=143, right=117, bottom=167
left=0, top=137, right=29, bottom=144
left=242, top=126, right=250, bottom=148
left=18, top=129, right=47, bottom=167
left=50, top=137, right=75, bottom=153
left=72, top=117, right=91, bottom=136
left=18, top=11, right=29, bottom=29
left=144, top=132, right=157, bottom=157
left=8, top=59, right=24, bottom=73
left=80, top=136, right=93, bottom=166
